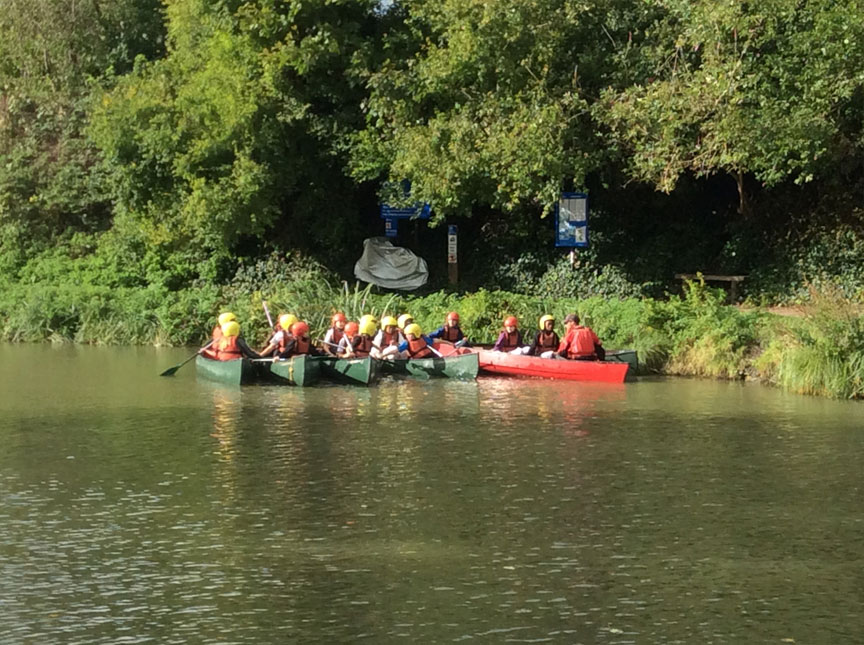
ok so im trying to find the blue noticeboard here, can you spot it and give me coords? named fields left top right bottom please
left=380, top=203, right=431, bottom=219
left=384, top=217, right=398, bottom=238
left=554, top=192, right=589, bottom=247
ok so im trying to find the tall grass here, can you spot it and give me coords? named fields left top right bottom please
left=757, top=285, right=864, bottom=398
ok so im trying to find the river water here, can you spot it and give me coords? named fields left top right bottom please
left=0, top=343, right=862, bottom=643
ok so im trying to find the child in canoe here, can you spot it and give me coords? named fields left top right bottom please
left=372, top=315, right=404, bottom=360
left=493, top=316, right=531, bottom=354
left=344, top=319, right=376, bottom=357
left=259, top=313, right=297, bottom=358
left=323, top=312, right=347, bottom=356
left=530, top=315, right=560, bottom=358
left=209, top=321, right=261, bottom=360
left=428, top=311, right=467, bottom=346
left=398, top=323, right=436, bottom=359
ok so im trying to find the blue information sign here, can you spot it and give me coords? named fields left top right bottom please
left=554, top=192, right=589, bottom=248
left=384, top=217, right=398, bottom=238
left=380, top=203, right=431, bottom=220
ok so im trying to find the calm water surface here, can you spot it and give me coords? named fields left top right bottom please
left=0, top=344, right=862, bottom=644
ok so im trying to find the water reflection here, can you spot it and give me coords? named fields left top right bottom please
left=1, top=346, right=863, bottom=643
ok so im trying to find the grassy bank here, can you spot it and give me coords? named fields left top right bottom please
left=1, top=254, right=862, bottom=399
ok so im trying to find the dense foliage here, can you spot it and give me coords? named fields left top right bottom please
left=2, top=0, right=864, bottom=382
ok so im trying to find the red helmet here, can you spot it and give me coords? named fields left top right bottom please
left=332, top=312, right=347, bottom=324
left=446, top=311, right=460, bottom=323
left=504, top=316, right=518, bottom=327
left=290, top=321, right=309, bottom=337
left=344, top=321, right=359, bottom=337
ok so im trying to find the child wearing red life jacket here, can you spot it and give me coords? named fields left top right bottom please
left=324, top=312, right=347, bottom=356
left=428, top=311, right=466, bottom=345
left=493, top=316, right=531, bottom=354
left=398, top=323, right=435, bottom=359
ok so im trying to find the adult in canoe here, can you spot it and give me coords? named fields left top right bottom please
left=259, top=313, right=297, bottom=358
left=493, top=316, right=531, bottom=354
left=557, top=313, right=604, bottom=361
left=210, top=321, right=261, bottom=360
left=428, top=311, right=466, bottom=345
left=372, top=316, right=404, bottom=360
left=398, top=323, right=435, bottom=359
left=530, top=315, right=560, bottom=358
left=323, top=312, right=347, bottom=356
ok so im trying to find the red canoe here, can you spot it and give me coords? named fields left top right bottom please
left=474, top=349, right=630, bottom=383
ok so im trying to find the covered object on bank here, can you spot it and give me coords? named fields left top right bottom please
left=354, top=237, right=428, bottom=290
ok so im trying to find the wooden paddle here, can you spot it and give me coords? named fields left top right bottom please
left=160, top=340, right=214, bottom=377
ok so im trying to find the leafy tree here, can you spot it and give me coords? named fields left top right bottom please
left=91, top=0, right=383, bottom=282
left=351, top=0, right=657, bottom=221
left=594, top=0, right=864, bottom=213
left=0, top=0, right=164, bottom=244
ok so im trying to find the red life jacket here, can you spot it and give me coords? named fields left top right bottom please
left=289, top=336, right=311, bottom=356
left=536, top=330, right=559, bottom=351
left=566, top=326, right=599, bottom=359
left=498, top=330, right=521, bottom=352
left=407, top=337, right=434, bottom=359
left=276, top=331, right=294, bottom=355
left=441, top=325, right=461, bottom=342
left=330, top=327, right=344, bottom=344
left=213, top=335, right=243, bottom=361
left=352, top=335, right=374, bottom=357
left=381, top=330, right=399, bottom=347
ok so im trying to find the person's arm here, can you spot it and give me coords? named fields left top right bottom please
left=238, top=337, right=262, bottom=359
left=372, top=330, right=385, bottom=349
left=397, top=340, right=409, bottom=353
left=557, top=330, right=572, bottom=358
left=428, top=326, right=445, bottom=340
left=492, top=331, right=506, bottom=352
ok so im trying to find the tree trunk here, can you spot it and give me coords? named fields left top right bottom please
left=735, top=171, right=752, bottom=217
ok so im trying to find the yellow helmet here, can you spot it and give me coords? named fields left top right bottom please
left=279, top=313, right=298, bottom=330
left=221, top=321, right=240, bottom=337
left=397, top=313, right=414, bottom=330
left=539, top=314, right=555, bottom=330
left=218, top=312, right=236, bottom=325
left=381, top=315, right=398, bottom=328
left=359, top=319, right=378, bottom=336
left=404, top=323, right=422, bottom=337
left=359, top=314, right=378, bottom=328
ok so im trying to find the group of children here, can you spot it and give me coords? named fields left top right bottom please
left=493, top=313, right=604, bottom=360
left=202, top=310, right=602, bottom=362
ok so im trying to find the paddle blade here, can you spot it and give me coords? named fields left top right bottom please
left=159, top=365, right=181, bottom=377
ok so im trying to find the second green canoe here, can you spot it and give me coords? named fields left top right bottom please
left=317, top=356, right=380, bottom=386
left=380, top=352, right=479, bottom=380
left=267, top=355, right=321, bottom=386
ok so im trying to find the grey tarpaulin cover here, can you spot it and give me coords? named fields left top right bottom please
left=354, top=237, right=429, bottom=290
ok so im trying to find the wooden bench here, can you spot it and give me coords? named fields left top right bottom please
left=675, top=273, right=747, bottom=302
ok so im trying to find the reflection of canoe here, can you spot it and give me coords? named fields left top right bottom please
left=196, top=355, right=260, bottom=385
left=268, top=355, right=320, bottom=386
left=317, top=356, right=380, bottom=386
left=476, top=349, right=629, bottom=383
left=381, top=352, right=479, bottom=380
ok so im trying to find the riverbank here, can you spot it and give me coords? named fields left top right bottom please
left=1, top=273, right=861, bottom=399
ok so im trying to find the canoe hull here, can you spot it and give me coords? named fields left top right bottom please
left=196, top=355, right=260, bottom=385
left=381, top=352, right=479, bottom=380
left=268, top=355, right=320, bottom=386
left=317, top=356, right=380, bottom=386
left=476, top=349, right=629, bottom=383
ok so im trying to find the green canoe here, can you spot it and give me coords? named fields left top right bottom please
left=196, top=355, right=261, bottom=385
left=380, top=352, right=479, bottom=380
left=317, top=356, right=380, bottom=386
left=267, top=355, right=321, bottom=387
